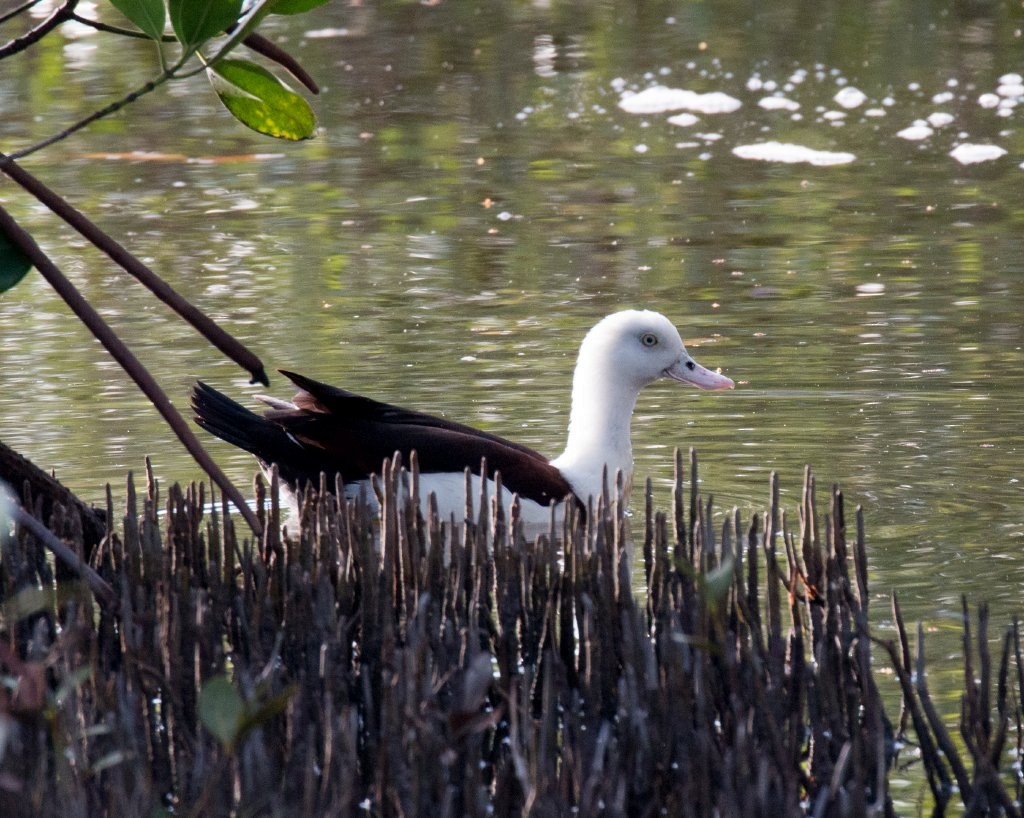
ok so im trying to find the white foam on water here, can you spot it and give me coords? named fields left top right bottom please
left=949, top=143, right=1008, bottom=164
left=897, top=122, right=934, bottom=141
left=834, top=86, right=867, bottom=109
left=856, top=282, right=886, bottom=295
left=758, top=96, right=800, bottom=111
left=997, top=81, right=1024, bottom=98
left=732, top=141, right=856, bottom=166
left=667, top=112, right=699, bottom=127
left=618, top=85, right=741, bottom=114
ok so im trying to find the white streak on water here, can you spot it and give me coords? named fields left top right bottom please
left=897, top=122, right=934, bottom=141
left=834, top=86, right=867, bottom=108
left=758, top=96, right=800, bottom=111
left=949, top=143, right=1008, bottom=165
left=732, top=141, right=856, bottom=166
left=619, top=85, right=741, bottom=115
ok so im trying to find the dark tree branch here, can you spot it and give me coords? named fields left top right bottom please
left=68, top=12, right=166, bottom=39
left=0, top=437, right=107, bottom=555
left=243, top=32, right=320, bottom=94
left=0, top=204, right=263, bottom=536
left=0, top=0, right=78, bottom=59
left=7, top=500, right=119, bottom=613
left=61, top=16, right=321, bottom=96
left=4, top=7, right=318, bottom=160
left=0, top=0, right=48, bottom=27
left=0, top=154, right=268, bottom=385
left=2, top=77, right=170, bottom=162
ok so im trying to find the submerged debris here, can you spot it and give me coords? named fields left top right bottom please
left=0, top=451, right=1021, bottom=816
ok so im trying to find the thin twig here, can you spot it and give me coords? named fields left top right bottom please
left=8, top=501, right=118, bottom=612
left=65, top=8, right=319, bottom=91
left=1, top=0, right=47, bottom=26
left=0, top=154, right=268, bottom=385
left=873, top=634, right=951, bottom=811
left=0, top=0, right=77, bottom=59
left=0, top=205, right=262, bottom=535
left=243, top=32, right=319, bottom=94
left=2, top=74, right=168, bottom=162
left=67, top=12, right=170, bottom=38
left=915, top=621, right=974, bottom=799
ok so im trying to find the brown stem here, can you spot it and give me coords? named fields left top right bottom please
left=914, top=621, right=974, bottom=799
left=243, top=32, right=320, bottom=94
left=0, top=205, right=262, bottom=535
left=0, top=437, right=107, bottom=555
left=0, top=0, right=78, bottom=58
left=873, top=635, right=952, bottom=810
left=8, top=501, right=119, bottom=612
left=0, top=154, right=268, bottom=385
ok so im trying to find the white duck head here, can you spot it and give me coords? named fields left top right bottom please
left=550, top=309, right=733, bottom=505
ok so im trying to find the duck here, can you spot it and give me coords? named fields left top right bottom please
left=190, top=309, right=734, bottom=526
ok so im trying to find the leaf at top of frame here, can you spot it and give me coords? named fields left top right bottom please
left=107, top=0, right=166, bottom=42
left=168, top=0, right=244, bottom=51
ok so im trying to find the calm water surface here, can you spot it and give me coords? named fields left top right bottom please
left=2, top=3, right=1024, bottom=800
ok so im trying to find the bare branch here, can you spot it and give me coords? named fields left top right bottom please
left=243, top=32, right=320, bottom=94
left=0, top=154, right=268, bottom=384
left=3, top=75, right=168, bottom=161
left=67, top=12, right=174, bottom=39
left=1, top=0, right=49, bottom=27
left=7, top=500, right=119, bottom=612
left=0, top=205, right=263, bottom=536
left=0, top=0, right=77, bottom=58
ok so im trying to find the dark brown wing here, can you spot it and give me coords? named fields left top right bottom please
left=280, top=371, right=552, bottom=459
left=277, top=371, right=574, bottom=507
left=192, top=373, right=576, bottom=509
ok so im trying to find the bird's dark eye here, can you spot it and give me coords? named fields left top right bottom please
left=640, top=332, right=658, bottom=347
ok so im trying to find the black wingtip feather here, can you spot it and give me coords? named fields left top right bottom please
left=191, top=381, right=291, bottom=461
left=191, top=377, right=579, bottom=510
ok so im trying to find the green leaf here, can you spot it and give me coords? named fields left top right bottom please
left=168, top=0, right=243, bottom=51
left=700, top=552, right=735, bottom=609
left=237, top=684, right=296, bottom=736
left=205, top=0, right=285, bottom=65
left=54, top=665, right=94, bottom=707
left=198, top=675, right=245, bottom=751
left=272, top=0, right=332, bottom=13
left=0, top=227, right=32, bottom=293
left=107, top=0, right=166, bottom=42
left=1, top=586, right=54, bottom=623
left=209, top=59, right=316, bottom=140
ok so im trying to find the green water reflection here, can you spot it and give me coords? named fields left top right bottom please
left=2, top=4, right=1023, bottom=800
